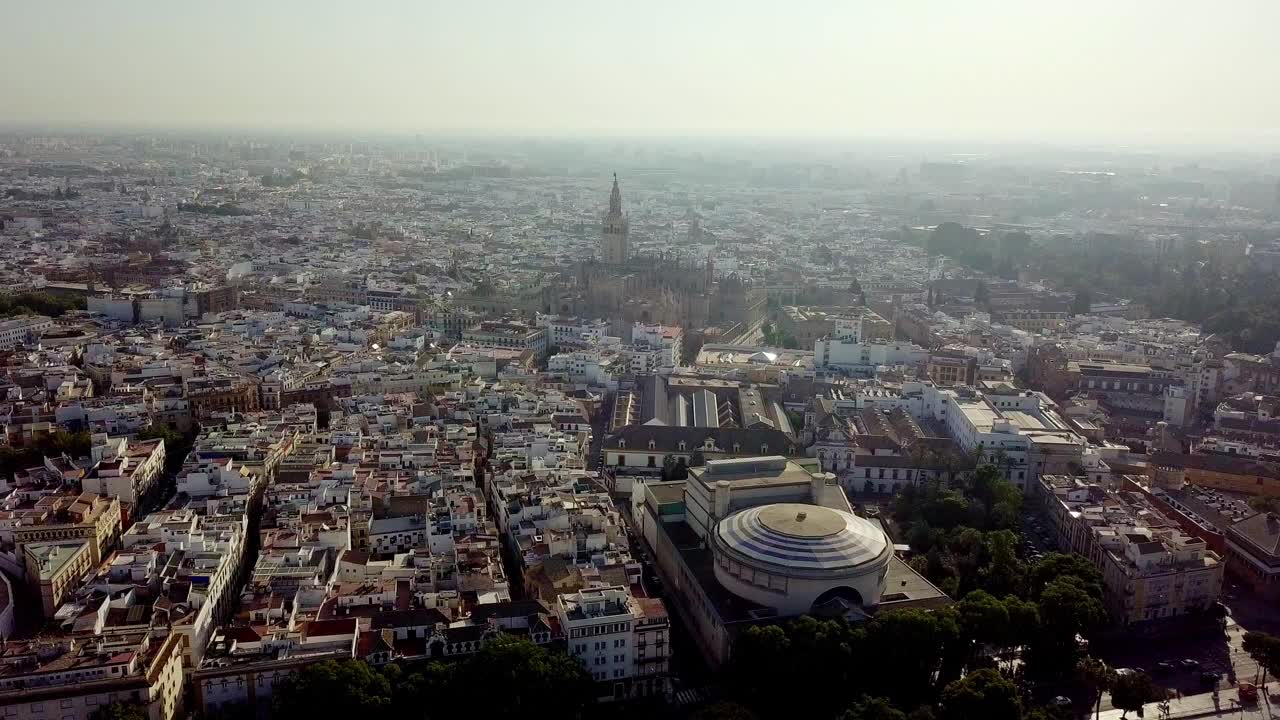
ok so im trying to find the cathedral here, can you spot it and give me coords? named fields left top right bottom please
left=566, top=175, right=766, bottom=336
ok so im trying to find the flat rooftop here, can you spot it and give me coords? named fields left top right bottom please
left=878, top=555, right=953, bottom=611
left=688, top=456, right=816, bottom=490
left=953, top=396, right=1000, bottom=431
left=1002, top=410, right=1050, bottom=431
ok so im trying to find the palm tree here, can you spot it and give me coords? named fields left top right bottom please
left=989, top=448, right=1011, bottom=482
left=905, top=440, right=931, bottom=486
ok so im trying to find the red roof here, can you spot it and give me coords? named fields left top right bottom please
left=303, top=618, right=357, bottom=638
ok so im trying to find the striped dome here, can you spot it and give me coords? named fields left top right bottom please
left=716, top=503, right=889, bottom=572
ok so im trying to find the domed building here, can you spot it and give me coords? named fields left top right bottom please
left=712, top=503, right=891, bottom=616
left=639, top=456, right=949, bottom=667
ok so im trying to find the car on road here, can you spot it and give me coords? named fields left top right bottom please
left=1156, top=661, right=1175, bottom=673
left=1200, top=671, right=1219, bottom=687
left=1181, top=659, right=1200, bottom=670
left=1051, top=696, right=1072, bottom=708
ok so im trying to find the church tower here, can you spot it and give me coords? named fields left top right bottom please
left=601, top=173, right=629, bottom=264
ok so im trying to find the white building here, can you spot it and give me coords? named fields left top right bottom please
left=547, top=350, right=622, bottom=388
left=556, top=584, right=668, bottom=698
left=0, top=315, right=54, bottom=350
left=82, top=438, right=166, bottom=505
left=537, top=314, right=612, bottom=348
left=813, top=337, right=929, bottom=376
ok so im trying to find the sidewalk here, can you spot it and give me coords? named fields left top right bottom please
left=1098, top=682, right=1279, bottom=720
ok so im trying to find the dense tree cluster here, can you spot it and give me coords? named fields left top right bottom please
left=988, top=229, right=1280, bottom=353
left=924, top=224, right=1032, bottom=279
left=727, top=611, right=955, bottom=718
left=0, top=430, right=92, bottom=477
left=726, top=582, right=1101, bottom=720
left=761, top=321, right=801, bottom=349
left=891, top=464, right=1026, bottom=597
left=922, top=220, right=1280, bottom=352
left=0, top=291, right=86, bottom=318
left=721, top=468, right=1108, bottom=719
left=1243, top=631, right=1280, bottom=684
left=269, top=636, right=593, bottom=720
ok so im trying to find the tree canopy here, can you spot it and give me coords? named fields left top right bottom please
left=271, top=636, right=593, bottom=720
left=1108, top=671, right=1159, bottom=717
left=0, top=429, right=92, bottom=477
left=0, top=291, right=86, bottom=319
left=1243, top=631, right=1280, bottom=684
left=940, top=668, right=1022, bottom=720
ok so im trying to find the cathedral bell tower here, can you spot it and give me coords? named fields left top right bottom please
left=601, top=173, right=629, bottom=264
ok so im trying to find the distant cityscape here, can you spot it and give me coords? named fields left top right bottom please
left=0, top=132, right=1279, bottom=719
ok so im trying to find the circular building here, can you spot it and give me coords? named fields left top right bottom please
left=712, top=503, right=891, bottom=616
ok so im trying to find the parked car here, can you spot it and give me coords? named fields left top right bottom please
left=1181, top=659, right=1200, bottom=670
left=1052, top=696, right=1072, bottom=708
left=1156, top=661, right=1175, bottom=673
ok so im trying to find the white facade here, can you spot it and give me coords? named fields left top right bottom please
left=537, top=314, right=612, bottom=347
left=547, top=350, right=620, bottom=388
left=557, top=585, right=641, bottom=684
left=813, top=337, right=929, bottom=375
left=83, top=440, right=166, bottom=506
left=0, top=316, right=53, bottom=349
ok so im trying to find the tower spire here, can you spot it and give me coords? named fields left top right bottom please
left=601, top=173, right=629, bottom=264
left=608, top=173, right=622, bottom=216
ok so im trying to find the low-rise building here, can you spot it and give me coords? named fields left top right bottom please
left=83, top=438, right=166, bottom=506
left=1224, top=512, right=1280, bottom=602
left=24, top=539, right=94, bottom=618
left=1038, top=475, right=1224, bottom=627
left=556, top=584, right=669, bottom=698
left=462, top=320, right=548, bottom=359
left=0, top=631, right=185, bottom=720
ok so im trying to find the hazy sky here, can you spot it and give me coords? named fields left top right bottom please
left=4, top=0, right=1278, bottom=143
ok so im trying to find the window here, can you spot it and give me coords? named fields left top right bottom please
left=647, top=456, right=656, bottom=467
